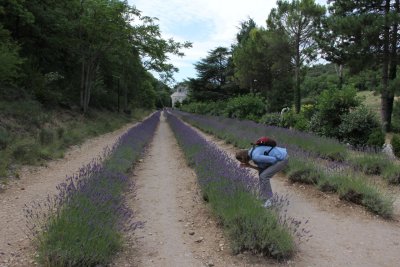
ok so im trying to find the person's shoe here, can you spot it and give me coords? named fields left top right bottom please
left=263, top=199, right=272, bottom=208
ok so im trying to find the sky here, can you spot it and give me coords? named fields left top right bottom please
left=128, top=0, right=328, bottom=84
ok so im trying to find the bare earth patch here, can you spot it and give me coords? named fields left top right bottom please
left=0, top=121, right=140, bottom=267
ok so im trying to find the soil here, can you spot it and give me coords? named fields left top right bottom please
left=1, top=112, right=400, bottom=267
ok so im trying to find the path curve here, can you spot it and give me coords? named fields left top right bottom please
left=0, top=120, right=143, bottom=267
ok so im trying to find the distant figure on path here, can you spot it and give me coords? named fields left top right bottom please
left=235, top=137, right=288, bottom=208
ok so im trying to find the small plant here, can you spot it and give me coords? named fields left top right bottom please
left=391, top=134, right=400, bottom=158
left=0, top=127, right=10, bottom=149
left=349, top=153, right=390, bottom=175
left=39, top=128, right=55, bottom=145
left=382, top=164, right=400, bottom=184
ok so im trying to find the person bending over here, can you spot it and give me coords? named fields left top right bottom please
left=235, top=137, right=288, bottom=208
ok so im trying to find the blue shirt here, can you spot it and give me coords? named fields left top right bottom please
left=248, top=146, right=288, bottom=169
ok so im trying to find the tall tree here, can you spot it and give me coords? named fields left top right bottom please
left=233, top=28, right=293, bottom=111
left=267, top=0, right=325, bottom=113
left=189, top=47, right=232, bottom=101
left=328, top=0, right=400, bottom=131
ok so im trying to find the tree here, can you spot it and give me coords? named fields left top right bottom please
left=327, top=0, right=400, bottom=131
left=267, top=0, right=325, bottom=113
left=188, top=47, right=232, bottom=101
left=233, top=28, right=293, bottom=111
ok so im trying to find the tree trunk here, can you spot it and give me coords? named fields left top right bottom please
left=381, top=0, right=391, bottom=132
left=294, top=36, right=301, bottom=114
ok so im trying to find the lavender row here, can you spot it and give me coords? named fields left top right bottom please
left=25, top=112, right=160, bottom=266
left=165, top=111, right=299, bottom=259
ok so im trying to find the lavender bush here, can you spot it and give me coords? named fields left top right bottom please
left=172, top=110, right=394, bottom=218
left=25, top=112, right=160, bottom=266
left=165, top=112, right=311, bottom=259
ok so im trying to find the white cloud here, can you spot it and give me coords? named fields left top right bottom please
left=129, top=0, right=327, bottom=83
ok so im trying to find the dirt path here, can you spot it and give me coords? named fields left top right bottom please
left=0, top=121, right=142, bottom=267
left=113, top=113, right=279, bottom=267
left=190, top=122, right=400, bottom=267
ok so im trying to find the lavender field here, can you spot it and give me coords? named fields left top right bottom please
left=172, top=110, right=395, bottom=218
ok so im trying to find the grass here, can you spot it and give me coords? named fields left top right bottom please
left=0, top=98, right=151, bottom=182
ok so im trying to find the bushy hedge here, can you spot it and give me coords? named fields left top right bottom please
left=339, top=106, right=383, bottom=148
left=391, top=134, right=400, bottom=158
left=181, top=94, right=267, bottom=121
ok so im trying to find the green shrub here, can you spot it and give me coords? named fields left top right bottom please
left=349, top=154, right=390, bottom=175
left=223, top=94, right=266, bottom=120
left=0, top=127, right=10, bottom=149
left=11, top=140, right=41, bottom=164
left=366, top=129, right=385, bottom=148
left=260, top=113, right=281, bottom=126
left=56, top=127, right=65, bottom=139
left=339, top=106, right=381, bottom=147
left=391, top=134, right=400, bottom=158
left=391, top=100, right=400, bottom=132
left=382, top=164, right=400, bottom=184
left=309, top=85, right=360, bottom=138
left=287, top=158, right=321, bottom=184
left=39, top=128, right=55, bottom=145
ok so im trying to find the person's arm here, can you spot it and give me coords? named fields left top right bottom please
left=240, top=162, right=259, bottom=171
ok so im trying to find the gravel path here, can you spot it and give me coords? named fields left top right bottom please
left=0, top=121, right=140, bottom=267
left=112, top=113, right=278, bottom=267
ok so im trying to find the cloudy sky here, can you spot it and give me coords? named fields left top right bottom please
left=128, top=0, right=327, bottom=84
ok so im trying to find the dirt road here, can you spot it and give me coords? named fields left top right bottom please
left=113, top=113, right=276, bottom=267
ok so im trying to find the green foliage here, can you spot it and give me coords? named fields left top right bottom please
left=180, top=101, right=226, bottom=116
left=233, top=27, right=293, bottom=111
left=366, top=129, right=385, bottom=148
left=391, top=134, right=400, bottom=158
left=349, top=154, right=390, bottom=175
left=0, top=25, right=23, bottom=84
left=338, top=106, right=381, bottom=147
left=38, top=197, right=121, bottom=266
left=39, top=128, right=55, bottom=146
left=212, top=190, right=294, bottom=258
left=11, top=139, right=41, bottom=165
left=177, top=112, right=393, bottom=218
left=267, top=0, right=326, bottom=112
left=0, top=127, right=10, bottom=150
left=260, top=113, right=281, bottom=126
left=287, top=158, right=321, bottom=184
left=223, top=94, right=266, bottom=120
left=392, top=101, right=400, bottom=132
left=382, top=164, right=400, bottom=185
left=309, top=85, right=360, bottom=138
left=0, top=0, right=190, bottom=112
